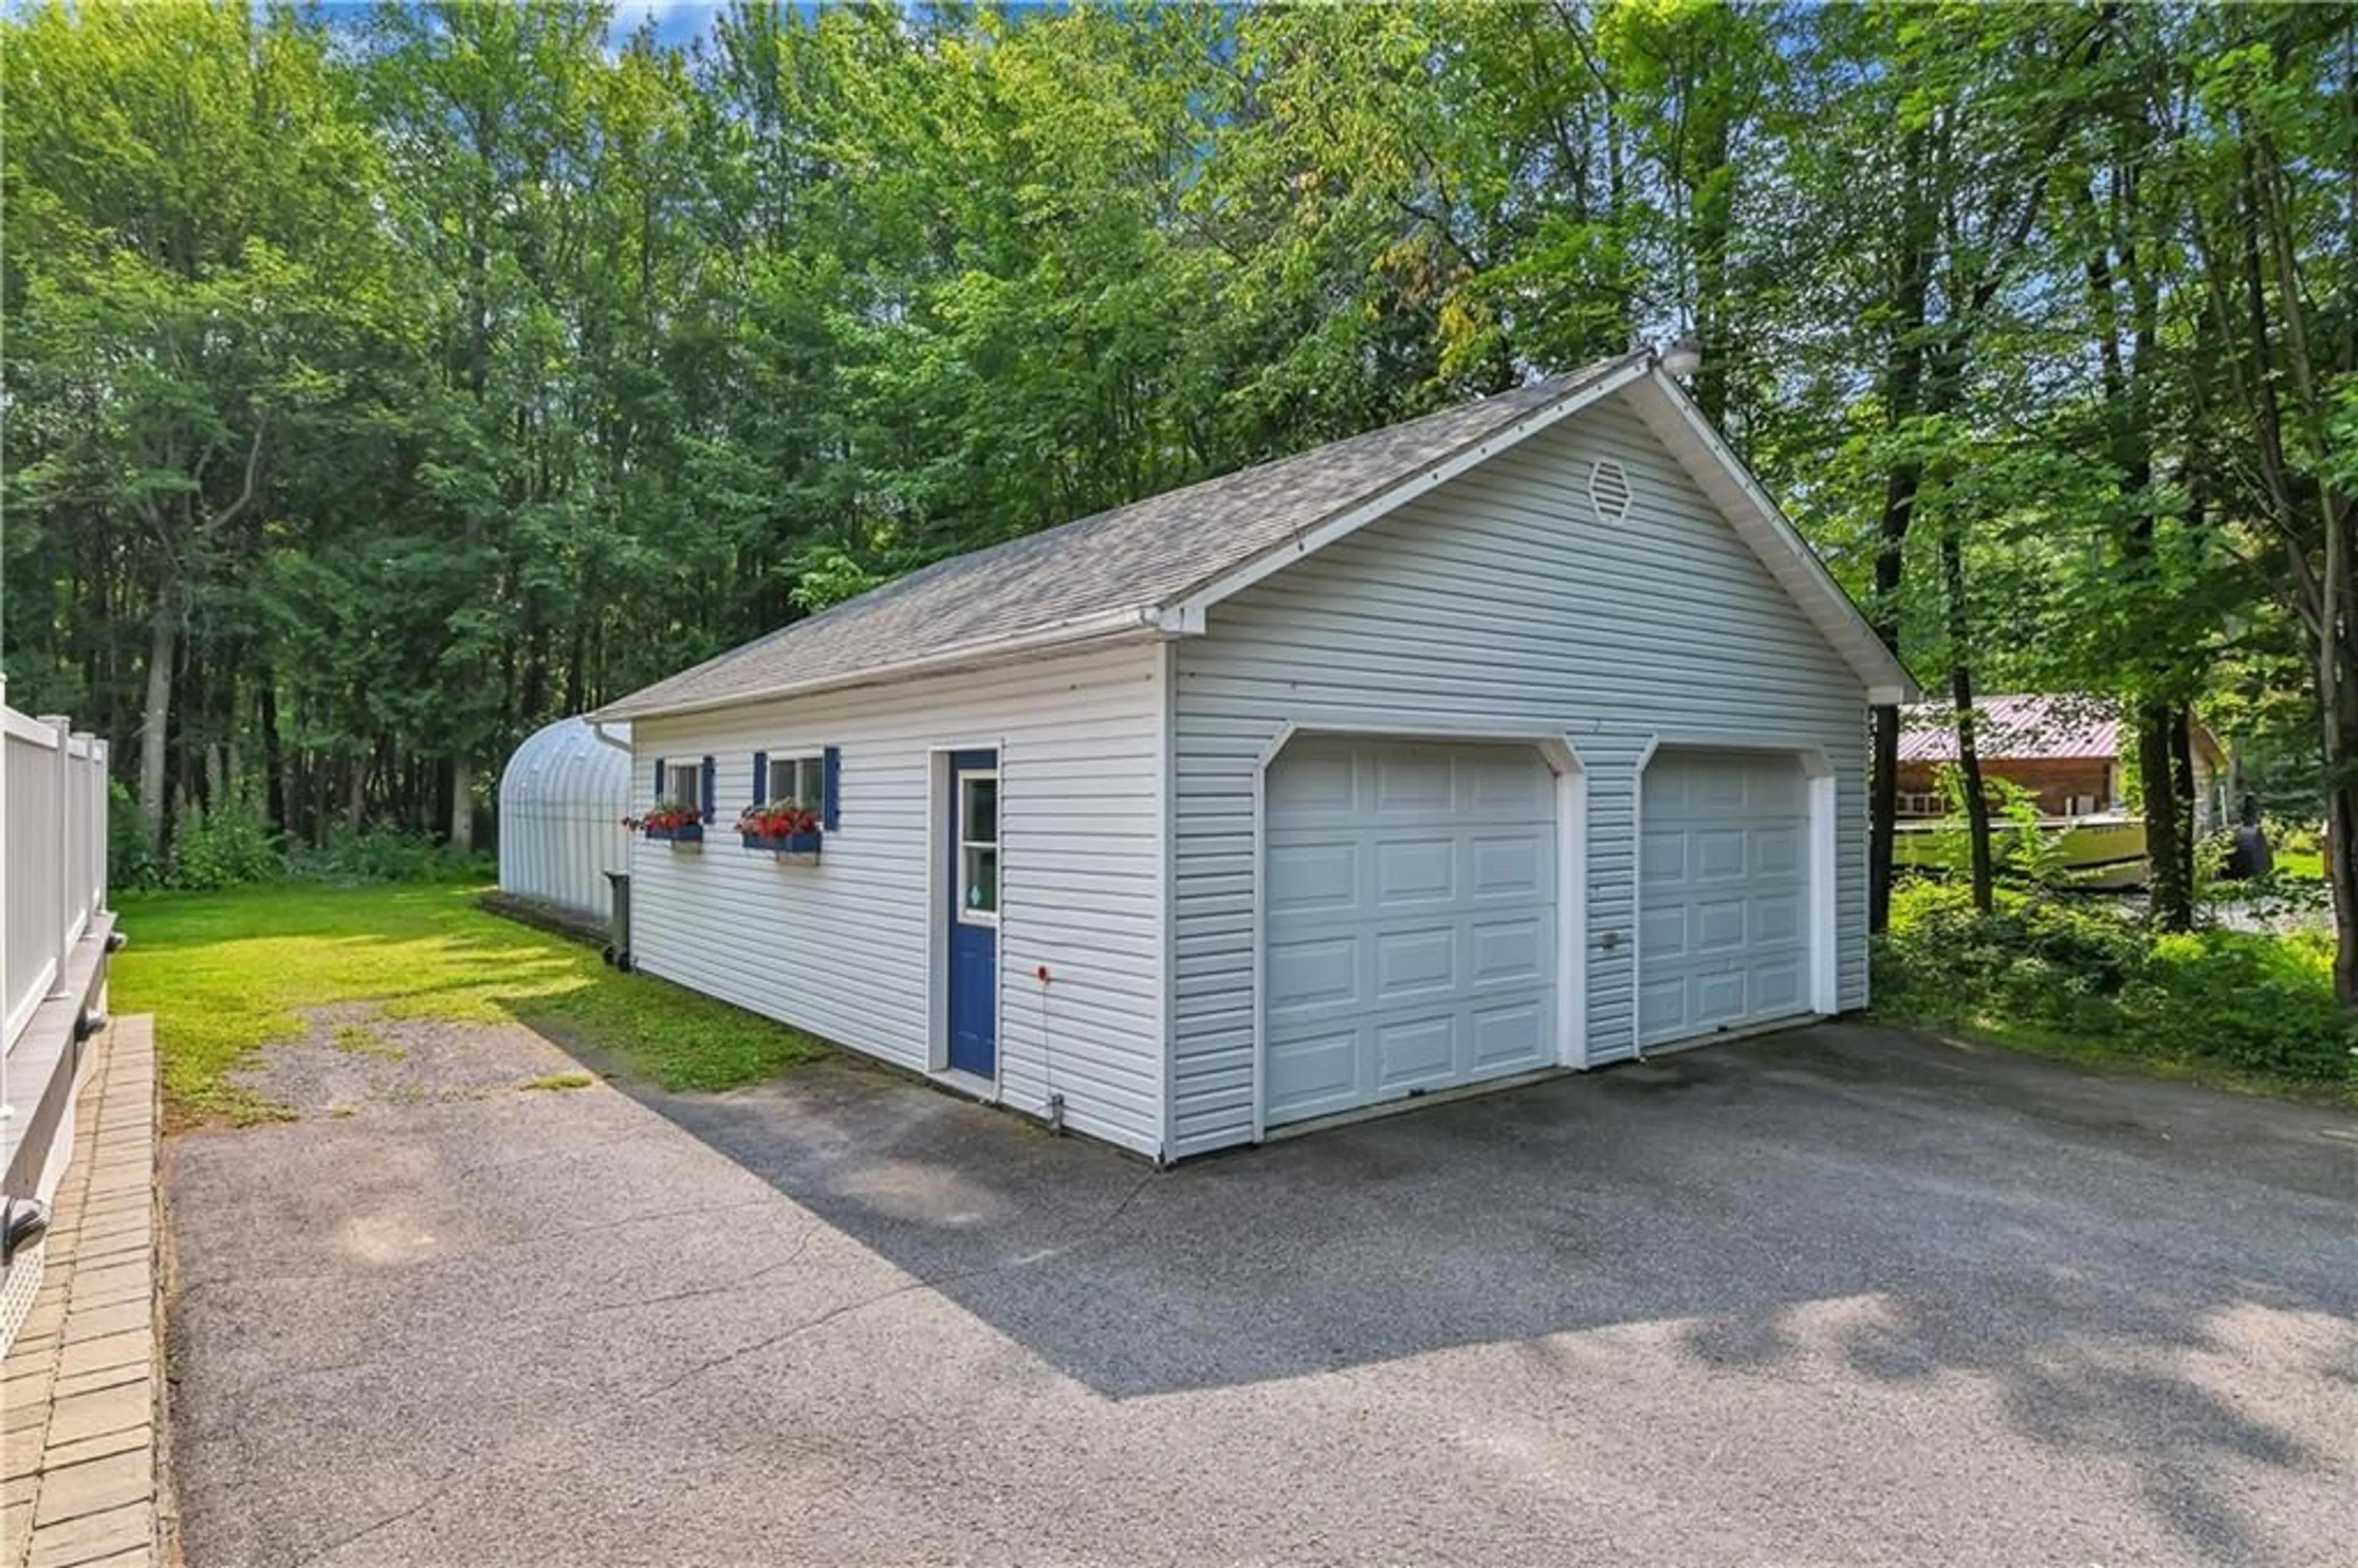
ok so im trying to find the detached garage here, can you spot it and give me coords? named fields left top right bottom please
left=595, top=346, right=1912, bottom=1162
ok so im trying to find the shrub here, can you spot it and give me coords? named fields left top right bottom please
left=1875, top=880, right=2356, bottom=1090
left=108, top=780, right=159, bottom=890
left=107, top=795, right=491, bottom=892
left=166, top=802, right=283, bottom=891
left=2271, top=817, right=2323, bottom=860
left=284, top=826, right=493, bottom=886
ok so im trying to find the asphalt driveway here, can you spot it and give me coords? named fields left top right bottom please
left=165, top=1020, right=2355, bottom=1567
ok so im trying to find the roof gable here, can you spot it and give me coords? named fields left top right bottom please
left=1614, top=373, right=1914, bottom=707
left=600, top=353, right=1913, bottom=720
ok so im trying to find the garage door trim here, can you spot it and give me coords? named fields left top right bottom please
left=1632, top=733, right=1839, bottom=1054
left=1249, top=721, right=1589, bottom=1142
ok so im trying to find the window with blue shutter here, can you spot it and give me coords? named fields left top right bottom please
left=760, top=751, right=829, bottom=811
left=658, top=758, right=701, bottom=809
left=751, top=751, right=768, bottom=805
left=823, top=746, right=841, bottom=831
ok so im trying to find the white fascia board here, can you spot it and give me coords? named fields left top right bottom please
left=1640, top=368, right=1920, bottom=702
left=594, top=605, right=1165, bottom=723
left=1163, top=355, right=1656, bottom=624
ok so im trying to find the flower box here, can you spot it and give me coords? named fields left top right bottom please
left=737, top=802, right=822, bottom=863
left=741, top=828, right=822, bottom=856
left=625, top=804, right=706, bottom=844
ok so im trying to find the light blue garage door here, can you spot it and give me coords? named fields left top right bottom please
left=1264, top=738, right=1558, bottom=1127
left=1638, top=750, right=1811, bottom=1048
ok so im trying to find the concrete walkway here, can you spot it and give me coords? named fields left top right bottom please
left=3, top=1018, right=162, bottom=1568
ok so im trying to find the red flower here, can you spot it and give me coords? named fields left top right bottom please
left=737, top=801, right=820, bottom=837
left=637, top=800, right=704, bottom=833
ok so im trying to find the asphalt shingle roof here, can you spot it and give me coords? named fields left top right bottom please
left=599, top=360, right=1630, bottom=719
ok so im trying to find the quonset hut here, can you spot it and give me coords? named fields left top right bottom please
left=496, top=716, right=629, bottom=924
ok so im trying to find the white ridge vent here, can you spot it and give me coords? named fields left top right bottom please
left=1588, top=457, right=1633, bottom=523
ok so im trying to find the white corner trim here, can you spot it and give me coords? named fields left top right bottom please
left=1640, top=368, right=1918, bottom=702
left=1628, top=735, right=1660, bottom=1065
left=992, top=734, right=1008, bottom=1102
left=1555, top=736, right=1590, bottom=1070
left=1248, top=732, right=1274, bottom=1144
left=924, top=748, right=953, bottom=1074
left=1154, top=642, right=1178, bottom=1166
left=1170, top=356, right=1656, bottom=622
left=1807, top=771, right=1840, bottom=1015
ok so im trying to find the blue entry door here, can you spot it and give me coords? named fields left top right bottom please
left=946, top=750, right=999, bottom=1077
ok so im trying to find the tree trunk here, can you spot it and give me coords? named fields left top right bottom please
left=258, top=672, right=287, bottom=834
left=1940, top=526, right=1994, bottom=912
left=1869, top=706, right=1902, bottom=931
left=344, top=755, right=367, bottom=836
left=1865, top=130, right=1934, bottom=934
left=1950, top=686, right=1995, bottom=914
left=1867, top=467, right=1920, bottom=933
left=449, top=754, right=475, bottom=852
left=2323, top=672, right=2358, bottom=1006
left=138, top=593, right=176, bottom=858
left=2138, top=701, right=2190, bottom=931
left=2169, top=705, right=2199, bottom=845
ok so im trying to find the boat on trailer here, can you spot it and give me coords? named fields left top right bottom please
left=1892, top=812, right=2154, bottom=890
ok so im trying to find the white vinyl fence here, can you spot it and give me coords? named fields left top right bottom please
left=1, top=683, right=114, bottom=1354
left=3, top=702, right=109, bottom=1056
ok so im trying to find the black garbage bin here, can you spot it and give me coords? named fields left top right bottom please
left=603, top=870, right=632, bottom=971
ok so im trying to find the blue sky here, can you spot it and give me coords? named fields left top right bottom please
left=607, top=1, right=717, bottom=49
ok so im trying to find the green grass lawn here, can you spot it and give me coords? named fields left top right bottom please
left=111, top=882, right=830, bottom=1127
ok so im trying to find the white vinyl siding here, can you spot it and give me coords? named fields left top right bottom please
left=628, top=644, right=1165, bottom=1157
left=1170, top=397, right=1870, bottom=1157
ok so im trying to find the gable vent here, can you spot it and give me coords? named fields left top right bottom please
left=1587, top=459, right=1633, bottom=523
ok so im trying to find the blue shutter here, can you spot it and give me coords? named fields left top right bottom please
left=700, top=756, right=715, bottom=822
left=822, top=745, right=841, bottom=831
left=652, top=756, right=666, bottom=804
left=752, top=751, right=768, bottom=805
